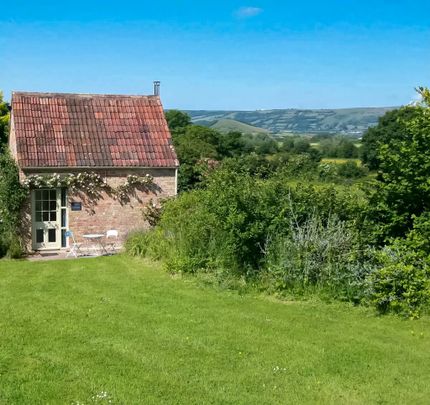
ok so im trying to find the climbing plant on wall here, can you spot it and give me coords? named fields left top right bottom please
left=22, top=172, right=155, bottom=204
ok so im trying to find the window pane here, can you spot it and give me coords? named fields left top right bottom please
left=36, top=229, right=44, bottom=243
left=61, top=209, right=66, bottom=227
left=43, top=212, right=49, bottom=221
left=43, top=201, right=50, bottom=210
left=61, top=188, right=67, bottom=207
left=36, top=201, right=42, bottom=211
left=50, top=212, right=57, bottom=221
left=48, top=229, right=56, bottom=243
left=35, top=212, right=42, bottom=222
left=50, top=190, right=56, bottom=200
left=61, top=229, right=66, bottom=248
left=42, top=190, right=49, bottom=200
left=50, top=201, right=57, bottom=211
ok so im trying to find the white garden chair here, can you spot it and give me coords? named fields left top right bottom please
left=65, top=230, right=83, bottom=258
left=105, top=230, right=119, bottom=254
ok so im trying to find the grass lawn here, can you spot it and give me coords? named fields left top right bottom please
left=0, top=256, right=429, bottom=404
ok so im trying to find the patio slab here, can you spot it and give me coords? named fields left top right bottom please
left=27, top=249, right=120, bottom=261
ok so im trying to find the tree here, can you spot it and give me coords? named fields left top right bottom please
left=217, top=131, right=245, bottom=158
left=371, top=87, right=430, bottom=239
left=292, top=138, right=311, bottom=154
left=336, top=161, right=367, bottom=179
left=361, top=107, right=421, bottom=170
left=249, top=133, right=278, bottom=155
left=165, top=110, right=191, bottom=132
left=173, top=125, right=222, bottom=191
left=174, top=126, right=220, bottom=163
left=319, top=136, right=357, bottom=158
left=280, top=137, right=295, bottom=152
left=337, top=138, right=356, bottom=158
left=0, top=92, right=10, bottom=149
left=165, top=111, right=248, bottom=190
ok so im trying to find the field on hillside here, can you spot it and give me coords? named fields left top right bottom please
left=0, top=256, right=429, bottom=404
left=187, top=107, right=394, bottom=135
left=321, top=158, right=362, bottom=166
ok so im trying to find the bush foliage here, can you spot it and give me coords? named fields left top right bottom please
left=0, top=152, right=27, bottom=257
left=126, top=88, right=430, bottom=317
left=128, top=164, right=374, bottom=302
left=263, top=214, right=374, bottom=302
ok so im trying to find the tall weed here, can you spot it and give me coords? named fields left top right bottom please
left=263, top=214, right=374, bottom=301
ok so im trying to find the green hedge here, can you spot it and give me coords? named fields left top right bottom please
left=0, top=152, right=27, bottom=258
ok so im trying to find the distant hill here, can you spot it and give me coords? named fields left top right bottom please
left=210, top=118, right=269, bottom=134
left=186, top=107, right=396, bottom=135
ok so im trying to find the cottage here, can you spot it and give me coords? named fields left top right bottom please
left=9, top=91, right=179, bottom=252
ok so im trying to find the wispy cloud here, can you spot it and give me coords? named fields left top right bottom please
left=235, top=6, right=263, bottom=19
left=409, top=90, right=423, bottom=106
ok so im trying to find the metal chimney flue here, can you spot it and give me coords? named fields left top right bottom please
left=153, top=81, right=160, bottom=96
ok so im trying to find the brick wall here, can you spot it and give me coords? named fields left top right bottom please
left=67, top=168, right=176, bottom=244
left=20, top=168, right=177, bottom=251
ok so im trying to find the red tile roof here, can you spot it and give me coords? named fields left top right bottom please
left=11, top=92, right=179, bottom=169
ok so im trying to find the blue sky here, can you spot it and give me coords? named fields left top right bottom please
left=1, top=1, right=429, bottom=109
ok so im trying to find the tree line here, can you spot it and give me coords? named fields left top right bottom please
left=165, top=110, right=365, bottom=191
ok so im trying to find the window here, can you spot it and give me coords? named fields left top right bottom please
left=48, top=229, right=56, bottom=243
left=36, top=229, right=44, bottom=243
left=60, top=188, right=67, bottom=248
left=35, top=189, right=58, bottom=224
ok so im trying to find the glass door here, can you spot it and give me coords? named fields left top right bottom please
left=32, top=189, right=61, bottom=250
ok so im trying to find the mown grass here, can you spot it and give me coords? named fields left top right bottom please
left=0, top=256, right=429, bottom=404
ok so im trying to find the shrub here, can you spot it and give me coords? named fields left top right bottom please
left=366, top=213, right=430, bottom=317
left=0, top=152, right=27, bottom=257
left=6, top=235, right=24, bottom=259
left=399, top=212, right=430, bottom=256
left=142, top=199, right=166, bottom=227
left=164, top=256, right=206, bottom=274
left=369, top=258, right=430, bottom=318
left=127, top=191, right=227, bottom=272
left=127, top=166, right=371, bottom=281
left=263, top=214, right=374, bottom=302
left=336, top=161, right=368, bottom=179
left=124, top=231, right=151, bottom=257
left=317, top=163, right=338, bottom=181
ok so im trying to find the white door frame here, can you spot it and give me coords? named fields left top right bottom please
left=31, top=188, right=62, bottom=250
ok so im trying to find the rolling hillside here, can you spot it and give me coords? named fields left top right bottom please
left=186, top=107, right=395, bottom=135
left=210, top=118, right=269, bottom=134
